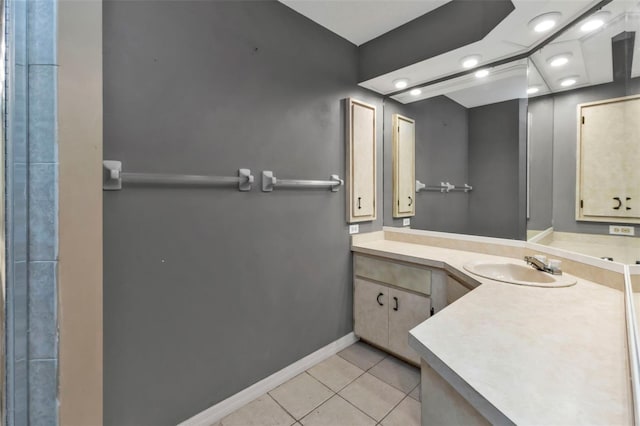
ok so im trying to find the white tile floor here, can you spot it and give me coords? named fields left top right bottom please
left=216, top=342, right=421, bottom=426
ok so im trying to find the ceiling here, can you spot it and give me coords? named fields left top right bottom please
left=278, top=0, right=449, bottom=46
left=279, top=0, right=639, bottom=107
left=529, top=1, right=640, bottom=97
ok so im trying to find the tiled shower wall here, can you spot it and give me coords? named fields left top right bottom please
left=6, top=0, right=58, bottom=424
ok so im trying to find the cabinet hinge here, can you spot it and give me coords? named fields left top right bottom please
left=580, top=200, right=584, bottom=209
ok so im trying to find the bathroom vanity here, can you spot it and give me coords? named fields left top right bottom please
left=352, top=228, right=633, bottom=425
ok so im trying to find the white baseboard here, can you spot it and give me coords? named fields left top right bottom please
left=178, top=332, right=358, bottom=426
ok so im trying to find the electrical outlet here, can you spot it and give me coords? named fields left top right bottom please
left=402, top=218, right=410, bottom=227
left=349, top=224, right=359, bottom=234
left=609, top=225, right=635, bottom=236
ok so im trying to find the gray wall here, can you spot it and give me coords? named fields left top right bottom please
left=468, top=99, right=527, bottom=240
left=103, top=1, right=383, bottom=425
left=408, top=96, right=469, bottom=233
left=534, top=77, right=640, bottom=235
left=527, top=96, right=554, bottom=231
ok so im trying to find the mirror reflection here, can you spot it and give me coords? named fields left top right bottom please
left=527, top=0, right=640, bottom=265
left=385, top=0, right=640, bottom=265
left=384, top=60, right=528, bottom=241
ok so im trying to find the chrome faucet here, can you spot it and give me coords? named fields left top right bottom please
left=524, top=255, right=563, bottom=275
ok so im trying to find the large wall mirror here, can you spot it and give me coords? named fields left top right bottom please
left=527, top=0, right=640, bottom=264
left=383, top=0, right=640, bottom=265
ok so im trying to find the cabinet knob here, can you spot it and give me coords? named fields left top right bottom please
left=393, top=296, right=399, bottom=311
left=376, top=292, right=384, bottom=306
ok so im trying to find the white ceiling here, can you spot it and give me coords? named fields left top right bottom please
left=374, top=0, right=603, bottom=98
left=279, top=0, right=640, bottom=106
left=530, top=2, right=640, bottom=97
left=392, top=60, right=529, bottom=107
left=278, top=0, right=449, bottom=46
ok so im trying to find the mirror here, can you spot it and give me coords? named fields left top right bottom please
left=383, top=0, right=640, bottom=265
left=384, top=59, right=529, bottom=240
left=527, top=0, right=640, bottom=265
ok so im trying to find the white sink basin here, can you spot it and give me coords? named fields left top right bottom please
left=463, top=261, right=577, bottom=288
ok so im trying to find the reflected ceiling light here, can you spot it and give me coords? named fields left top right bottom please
left=580, top=11, right=610, bottom=32
left=461, top=55, right=481, bottom=69
left=475, top=69, right=490, bottom=78
left=527, top=86, right=540, bottom=95
left=560, top=76, right=578, bottom=87
left=410, top=88, right=422, bottom=96
left=547, top=53, right=572, bottom=67
left=393, top=79, right=409, bottom=89
left=528, top=12, right=562, bottom=33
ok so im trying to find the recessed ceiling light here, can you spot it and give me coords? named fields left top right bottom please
left=393, top=79, right=409, bottom=89
left=410, top=88, right=422, bottom=96
left=560, top=77, right=577, bottom=87
left=547, top=54, right=571, bottom=67
left=461, top=55, right=481, bottom=69
left=529, top=12, right=562, bottom=33
left=527, top=86, right=540, bottom=95
left=475, top=69, right=490, bottom=78
left=580, top=11, right=610, bottom=32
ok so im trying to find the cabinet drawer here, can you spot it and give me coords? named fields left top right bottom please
left=355, top=255, right=431, bottom=295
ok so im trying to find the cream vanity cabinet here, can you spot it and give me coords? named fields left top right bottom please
left=577, top=95, right=640, bottom=223
left=353, top=254, right=446, bottom=365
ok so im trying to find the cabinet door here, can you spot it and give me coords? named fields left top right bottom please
left=578, top=96, right=640, bottom=221
left=388, top=288, right=431, bottom=365
left=393, top=114, right=415, bottom=217
left=347, top=99, right=377, bottom=222
left=354, top=279, right=388, bottom=348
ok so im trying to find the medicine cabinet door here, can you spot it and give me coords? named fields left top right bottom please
left=347, top=98, right=377, bottom=223
left=393, top=114, right=415, bottom=218
left=577, top=95, right=640, bottom=223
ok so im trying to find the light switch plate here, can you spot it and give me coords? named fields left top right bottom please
left=402, top=218, right=410, bottom=227
left=349, top=224, right=359, bottom=234
left=609, top=225, right=635, bottom=236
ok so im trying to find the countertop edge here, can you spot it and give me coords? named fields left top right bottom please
left=407, top=332, right=515, bottom=426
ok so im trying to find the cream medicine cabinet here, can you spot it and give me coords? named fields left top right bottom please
left=577, top=95, right=640, bottom=223
left=392, top=114, right=416, bottom=218
left=346, top=98, right=377, bottom=223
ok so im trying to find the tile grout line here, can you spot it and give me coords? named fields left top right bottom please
left=335, top=345, right=420, bottom=424
left=300, top=349, right=383, bottom=424
left=377, top=393, right=413, bottom=426
left=268, top=371, right=336, bottom=423
left=264, top=393, right=297, bottom=424
left=305, top=357, right=367, bottom=394
left=331, top=350, right=404, bottom=424
left=408, top=383, right=420, bottom=401
left=334, top=393, right=380, bottom=424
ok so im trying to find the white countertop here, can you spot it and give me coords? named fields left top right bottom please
left=352, top=238, right=632, bottom=425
